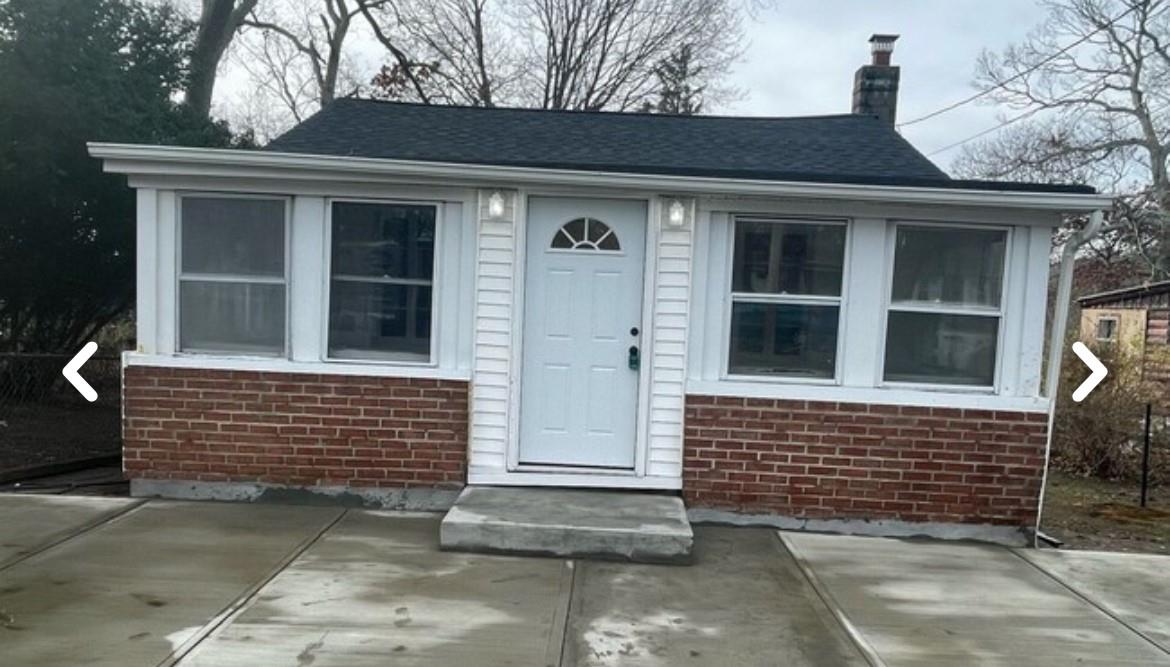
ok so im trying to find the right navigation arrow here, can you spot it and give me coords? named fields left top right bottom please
left=1071, top=341, right=1108, bottom=403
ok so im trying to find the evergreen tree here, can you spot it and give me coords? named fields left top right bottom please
left=0, top=0, right=244, bottom=353
left=645, top=44, right=705, bottom=115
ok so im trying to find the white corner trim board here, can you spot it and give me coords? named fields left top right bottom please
left=88, top=143, right=1114, bottom=211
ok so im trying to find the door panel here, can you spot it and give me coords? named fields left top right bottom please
left=518, top=197, right=647, bottom=469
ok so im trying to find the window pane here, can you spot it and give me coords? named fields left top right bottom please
left=1096, top=318, right=1118, bottom=341
left=328, top=282, right=432, bottom=361
left=181, top=197, right=285, bottom=276
left=732, top=221, right=845, bottom=296
left=728, top=302, right=839, bottom=378
left=891, top=226, right=1006, bottom=307
left=179, top=281, right=285, bottom=354
left=884, top=312, right=998, bottom=385
left=332, top=202, right=435, bottom=280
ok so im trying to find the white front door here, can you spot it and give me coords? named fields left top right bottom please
left=518, top=197, right=647, bottom=469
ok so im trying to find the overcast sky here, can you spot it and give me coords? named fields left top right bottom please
left=725, top=1, right=1051, bottom=171
left=219, top=1, right=1054, bottom=174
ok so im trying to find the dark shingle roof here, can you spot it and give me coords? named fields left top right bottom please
left=265, top=99, right=1094, bottom=194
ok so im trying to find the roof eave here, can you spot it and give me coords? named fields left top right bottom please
left=88, top=142, right=1115, bottom=212
left=1077, top=279, right=1170, bottom=306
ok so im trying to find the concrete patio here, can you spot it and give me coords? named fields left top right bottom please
left=1, top=493, right=1168, bottom=666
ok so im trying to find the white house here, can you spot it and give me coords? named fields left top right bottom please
left=88, top=38, right=1111, bottom=543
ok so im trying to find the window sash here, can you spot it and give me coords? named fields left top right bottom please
left=177, top=195, right=289, bottom=356
left=727, top=300, right=841, bottom=379
left=325, top=200, right=439, bottom=365
left=1096, top=317, right=1119, bottom=341
left=179, top=279, right=287, bottom=355
left=882, top=222, right=1009, bottom=388
left=726, top=216, right=848, bottom=381
left=731, top=217, right=847, bottom=298
left=890, top=224, right=1007, bottom=309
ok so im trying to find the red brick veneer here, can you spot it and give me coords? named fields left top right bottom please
left=683, top=395, right=1048, bottom=526
left=123, top=366, right=468, bottom=488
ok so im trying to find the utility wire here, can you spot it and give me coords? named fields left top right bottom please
left=897, top=2, right=1142, bottom=129
left=925, top=73, right=1112, bottom=157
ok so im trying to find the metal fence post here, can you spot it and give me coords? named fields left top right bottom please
left=1141, top=402, right=1152, bottom=509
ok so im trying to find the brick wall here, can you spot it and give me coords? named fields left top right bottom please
left=123, top=366, right=468, bottom=488
left=683, top=395, right=1048, bottom=527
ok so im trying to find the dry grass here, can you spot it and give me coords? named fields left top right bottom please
left=1041, top=470, right=1170, bottom=554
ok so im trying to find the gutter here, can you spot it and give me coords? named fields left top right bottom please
left=1034, top=209, right=1106, bottom=547
left=87, top=142, right=1113, bottom=211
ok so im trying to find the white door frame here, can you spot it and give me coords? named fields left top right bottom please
left=504, top=190, right=661, bottom=487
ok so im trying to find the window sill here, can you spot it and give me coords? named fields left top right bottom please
left=685, top=378, right=1048, bottom=413
left=124, top=352, right=471, bottom=381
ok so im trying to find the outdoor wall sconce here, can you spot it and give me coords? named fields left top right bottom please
left=487, top=191, right=507, bottom=220
left=666, top=198, right=689, bottom=229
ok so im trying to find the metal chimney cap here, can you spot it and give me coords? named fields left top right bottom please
left=869, top=34, right=900, bottom=51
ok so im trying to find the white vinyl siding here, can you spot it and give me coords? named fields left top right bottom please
left=645, top=210, right=694, bottom=479
left=469, top=190, right=518, bottom=474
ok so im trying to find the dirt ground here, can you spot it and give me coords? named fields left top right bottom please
left=1041, top=470, right=1170, bottom=554
left=0, top=402, right=121, bottom=474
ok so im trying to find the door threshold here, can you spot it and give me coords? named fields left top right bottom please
left=468, top=468, right=681, bottom=491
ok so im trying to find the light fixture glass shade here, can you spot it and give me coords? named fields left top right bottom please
left=487, top=191, right=506, bottom=219
left=667, top=200, right=687, bottom=228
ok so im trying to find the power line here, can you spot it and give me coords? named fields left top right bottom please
left=925, top=73, right=1112, bottom=157
left=897, top=2, right=1142, bottom=129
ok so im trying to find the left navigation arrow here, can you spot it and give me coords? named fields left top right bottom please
left=63, top=342, right=99, bottom=402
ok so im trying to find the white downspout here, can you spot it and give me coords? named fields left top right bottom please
left=1033, top=209, right=1105, bottom=547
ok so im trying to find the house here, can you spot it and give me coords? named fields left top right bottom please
left=1078, top=279, right=1170, bottom=385
left=88, top=36, right=1111, bottom=544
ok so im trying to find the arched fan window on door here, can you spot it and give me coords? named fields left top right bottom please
left=550, top=217, right=621, bottom=251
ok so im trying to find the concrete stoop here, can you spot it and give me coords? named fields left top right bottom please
left=439, top=486, right=694, bottom=564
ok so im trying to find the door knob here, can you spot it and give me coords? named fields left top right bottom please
left=628, top=345, right=640, bottom=370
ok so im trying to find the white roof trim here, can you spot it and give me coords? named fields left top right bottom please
left=88, top=142, right=1114, bottom=211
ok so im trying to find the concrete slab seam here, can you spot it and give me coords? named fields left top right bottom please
left=0, top=497, right=149, bottom=572
left=1009, top=548, right=1170, bottom=657
left=156, top=507, right=349, bottom=667
left=548, top=560, right=576, bottom=667
left=775, top=532, right=888, bottom=667
left=690, top=508, right=1027, bottom=546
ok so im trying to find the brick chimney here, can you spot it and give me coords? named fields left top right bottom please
left=852, top=34, right=900, bottom=125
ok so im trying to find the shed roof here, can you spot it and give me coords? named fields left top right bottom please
left=1078, top=279, right=1170, bottom=308
left=265, top=99, right=1094, bottom=194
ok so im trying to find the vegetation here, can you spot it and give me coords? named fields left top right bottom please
left=1051, top=340, right=1169, bottom=482
left=0, top=0, right=249, bottom=354
left=954, top=0, right=1170, bottom=287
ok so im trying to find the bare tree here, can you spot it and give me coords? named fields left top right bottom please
left=954, top=0, right=1170, bottom=280
left=362, top=0, right=744, bottom=111
left=187, top=0, right=260, bottom=118
left=239, top=0, right=363, bottom=120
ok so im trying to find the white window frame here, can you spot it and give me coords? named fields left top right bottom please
left=1095, top=315, right=1119, bottom=342
left=721, top=215, right=850, bottom=385
left=879, top=220, right=1012, bottom=392
left=175, top=192, right=291, bottom=358
left=321, top=197, right=443, bottom=367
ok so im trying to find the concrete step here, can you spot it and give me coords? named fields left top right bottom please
left=439, top=486, right=694, bottom=564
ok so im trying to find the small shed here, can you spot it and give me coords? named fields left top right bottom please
left=1079, top=279, right=1170, bottom=384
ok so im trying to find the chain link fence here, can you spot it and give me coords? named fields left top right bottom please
left=0, top=353, right=122, bottom=475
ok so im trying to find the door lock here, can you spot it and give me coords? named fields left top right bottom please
left=628, top=345, right=640, bottom=371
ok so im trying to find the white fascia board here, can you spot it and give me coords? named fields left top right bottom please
left=88, top=142, right=1115, bottom=212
